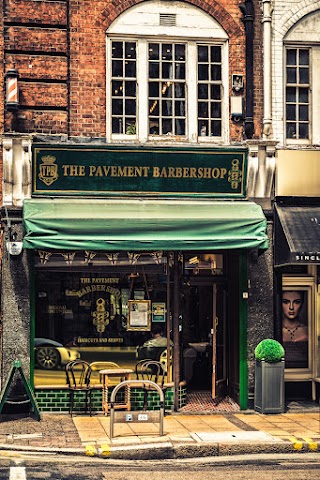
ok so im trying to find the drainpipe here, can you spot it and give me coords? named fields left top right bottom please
left=240, top=0, right=254, bottom=139
left=262, top=0, right=272, bottom=137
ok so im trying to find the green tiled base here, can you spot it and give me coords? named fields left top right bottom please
left=35, top=386, right=187, bottom=413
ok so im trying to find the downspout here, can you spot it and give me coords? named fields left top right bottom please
left=240, top=0, right=254, bottom=139
left=262, top=0, right=272, bottom=137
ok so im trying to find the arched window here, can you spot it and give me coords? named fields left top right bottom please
left=106, top=1, right=228, bottom=143
left=284, top=11, right=320, bottom=144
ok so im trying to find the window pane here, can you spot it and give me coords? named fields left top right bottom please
left=125, top=99, right=136, bottom=115
left=112, top=117, right=122, bottom=134
left=175, top=118, right=185, bottom=135
left=125, top=61, right=136, bottom=78
left=211, top=64, right=221, bottom=81
left=286, top=87, right=296, bottom=103
left=211, top=102, right=221, bottom=118
left=112, top=99, right=123, bottom=115
left=175, top=63, right=185, bottom=79
left=125, top=81, right=136, bottom=97
left=162, top=82, right=172, bottom=98
left=149, top=99, right=159, bottom=116
left=211, top=46, right=221, bottom=62
left=286, top=104, right=296, bottom=121
left=299, top=88, right=309, bottom=103
left=299, top=67, right=309, bottom=84
left=149, top=82, right=159, bottom=97
left=299, top=123, right=309, bottom=139
left=112, top=42, right=123, bottom=58
left=125, top=42, right=136, bottom=59
left=149, top=121, right=159, bottom=134
left=175, top=100, right=185, bottom=116
left=162, top=100, right=172, bottom=116
left=198, top=64, right=209, bottom=81
left=198, top=84, right=208, bottom=99
left=149, top=62, right=159, bottom=78
left=162, top=62, right=173, bottom=79
left=287, top=67, right=296, bottom=83
left=211, top=120, right=221, bottom=136
left=175, top=44, right=185, bottom=61
left=198, top=101, right=208, bottom=118
left=112, top=80, right=123, bottom=97
left=299, top=105, right=308, bottom=121
left=174, top=83, right=185, bottom=98
left=198, top=45, right=208, bottom=62
left=211, top=84, right=220, bottom=100
left=162, top=119, right=172, bottom=134
left=112, top=60, right=123, bottom=77
left=286, top=123, right=296, bottom=138
left=198, top=121, right=208, bottom=137
left=299, top=49, right=309, bottom=66
left=286, top=49, right=296, bottom=66
left=162, top=44, right=172, bottom=61
left=149, top=43, right=159, bottom=60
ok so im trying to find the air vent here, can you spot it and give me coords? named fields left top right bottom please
left=159, top=13, right=177, bottom=27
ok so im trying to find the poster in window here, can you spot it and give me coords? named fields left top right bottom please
left=152, top=302, right=166, bottom=323
left=282, top=289, right=309, bottom=368
left=127, top=300, right=151, bottom=331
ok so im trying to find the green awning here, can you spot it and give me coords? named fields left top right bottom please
left=23, top=198, right=269, bottom=251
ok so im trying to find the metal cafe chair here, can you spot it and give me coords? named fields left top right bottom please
left=135, top=359, right=168, bottom=410
left=65, top=360, right=93, bottom=416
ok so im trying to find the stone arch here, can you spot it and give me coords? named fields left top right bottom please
left=275, top=1, right=320, bottom=39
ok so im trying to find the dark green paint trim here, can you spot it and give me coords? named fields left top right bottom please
left=239, top=252, right=248, bottom=410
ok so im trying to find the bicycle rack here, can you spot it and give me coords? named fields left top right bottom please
left=109, top=379, right=165, bottom=439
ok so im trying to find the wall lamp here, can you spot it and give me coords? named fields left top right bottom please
left=5, top=69, right=19, bottom=111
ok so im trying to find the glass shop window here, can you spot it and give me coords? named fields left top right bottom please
left=34, top=255, right=169, bottom=386
left=281, top=284, right=311, bottom=370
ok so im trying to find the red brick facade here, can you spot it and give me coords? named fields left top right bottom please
left=1, top=0, right=263, bottom=140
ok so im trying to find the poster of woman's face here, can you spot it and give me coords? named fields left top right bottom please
left=282, top=290, right=308, bottom=368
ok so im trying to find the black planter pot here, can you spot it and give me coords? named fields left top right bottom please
left=254, top=359, right=285, bottom=414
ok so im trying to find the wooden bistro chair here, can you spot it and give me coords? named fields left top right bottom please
left=135, top=359, right=168, bottom=410
left=89, top=361, right=120, bottom=385
left=65, top=360, right=93, bottom=416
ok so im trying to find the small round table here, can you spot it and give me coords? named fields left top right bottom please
left=99, top=368, right=134, bottom=414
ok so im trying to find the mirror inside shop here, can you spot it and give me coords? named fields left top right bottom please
left=34, top=251, right=223, bottom=386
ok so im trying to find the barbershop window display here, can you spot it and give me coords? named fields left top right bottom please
left=282, top=290, right=308, bottom=369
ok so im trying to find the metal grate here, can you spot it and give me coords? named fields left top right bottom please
left=159, top=13, right=176, bottom=26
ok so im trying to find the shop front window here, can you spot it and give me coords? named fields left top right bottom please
left=281, top=288, right=309, bottom=369
left=34, top=252, right=169, bottom=386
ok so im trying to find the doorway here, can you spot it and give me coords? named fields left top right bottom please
left=182, top=280, right=228, bottom=400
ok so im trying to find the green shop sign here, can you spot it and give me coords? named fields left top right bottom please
left=33, top=145, right=247, bottom=197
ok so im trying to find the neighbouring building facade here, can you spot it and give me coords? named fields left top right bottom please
left=0, top=0, right=279, bottom=413
left=270, top=0, right=320, bottom=401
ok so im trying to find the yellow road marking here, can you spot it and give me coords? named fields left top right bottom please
left=288, top=436, right=303, bottom=450
left=302, top=437, right=318, bottom=451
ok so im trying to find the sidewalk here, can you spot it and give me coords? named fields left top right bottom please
left=0, top=408, right=320, bottom=459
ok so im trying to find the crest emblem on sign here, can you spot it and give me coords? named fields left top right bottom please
left=38, top=155, right=58, bottom=186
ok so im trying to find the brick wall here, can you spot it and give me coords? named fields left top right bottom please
left=35, top=385, right=185, bottom=413
left=1, top=0, right=258, bottom=142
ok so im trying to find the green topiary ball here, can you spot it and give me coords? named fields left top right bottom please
left=255, top=339, right=285, bottom=363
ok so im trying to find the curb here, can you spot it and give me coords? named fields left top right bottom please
left=0, top=440, right=319, bottom=460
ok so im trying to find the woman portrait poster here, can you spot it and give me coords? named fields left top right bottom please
left=282, top=290, right=308, bottom=369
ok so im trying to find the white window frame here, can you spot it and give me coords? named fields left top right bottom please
left=284, top=45, right=311, bottom=145
left=106, top=35, right=228, bottom=144
left=282, top=276, right=315, bottom=381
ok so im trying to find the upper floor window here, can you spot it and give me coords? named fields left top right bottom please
left=109, top=39, right=224, bottom=141
left=285, top=48, right=310, bottom=141
left=106, top=2, right=228, bottom=144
